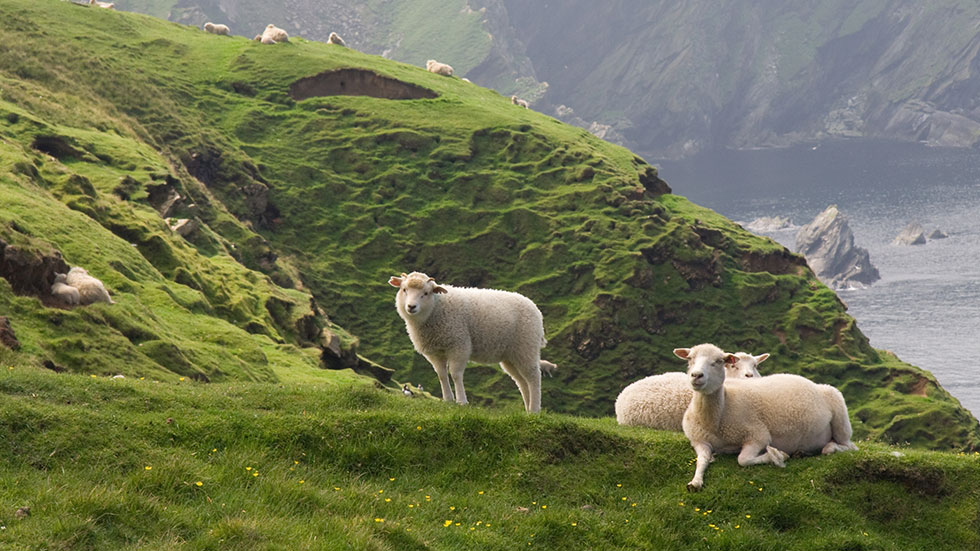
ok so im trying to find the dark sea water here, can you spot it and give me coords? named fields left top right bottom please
left=656, top=140, right=980, bottom=418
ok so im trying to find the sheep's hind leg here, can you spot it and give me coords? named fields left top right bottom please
left=500, top=361, right=532, bottom=412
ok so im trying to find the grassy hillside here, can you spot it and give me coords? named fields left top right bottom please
left=0, top=366, right=978, bottom=550
left=0, top=0, right=978, bottom=451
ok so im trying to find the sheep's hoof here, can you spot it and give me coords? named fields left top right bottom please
left=686, top=481, right=703, bottom=492
left=767, top=446, right=788, bottom=467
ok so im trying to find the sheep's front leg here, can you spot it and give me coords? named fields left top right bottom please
left=425, top=355, right=454, bottom=402
left=687, top=441, right=713, bottom=492
left=448, top=357, right=469, bottom=405
left=737, top=442, right=788, bottom=468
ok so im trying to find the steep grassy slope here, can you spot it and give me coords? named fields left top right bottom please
left=0, top=366, right=978, bottom=550
left=0, top=0, right=978, bottom=450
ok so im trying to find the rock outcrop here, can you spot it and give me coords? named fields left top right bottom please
left=744, top=216, right=795, bottom=234
left=892, top=222, right=927, bottom=246
left=928, top=228, right=949, bottom=240
left=795, top=205, right=880, bottom=290
left=0, top=316, right=20, bottom=351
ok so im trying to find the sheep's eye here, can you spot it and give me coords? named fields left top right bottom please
left=423, top=292, right=429, bottom=296
left=401, top=289, right=406, bottom=293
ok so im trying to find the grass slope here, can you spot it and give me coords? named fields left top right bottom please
left=1, top=365, right=978, bottom=550
left=0, top=0, right=977, bottom=451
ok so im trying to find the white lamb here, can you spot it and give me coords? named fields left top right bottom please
left=511, top=95, right=529, bottom=109
left=50, top=273, right=80, bottom=306
left=676, top=343, right=857, bottom=491
left=615, top=351, right=768, bottom=431
left=203, top=22, right=230, bottom=35
left=261, top=24, right=289, bottom=44
left=388, top=271, right=556, bottom=413
left=65, top=266, right=115, bottom=305
left=425, top=59, right=454, bottom=77
left=327, top=32, right=347, bottom=47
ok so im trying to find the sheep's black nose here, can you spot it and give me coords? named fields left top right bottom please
left=407, top=304, right=417, bottom=313
left=745, top=374, right=754, bottom=378
left=691, top=372, right=704, bottom=381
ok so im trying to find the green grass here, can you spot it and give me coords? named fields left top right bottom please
left=0, top=365, right=978, bottom=550
left=0, top=0, right=978, bottom=453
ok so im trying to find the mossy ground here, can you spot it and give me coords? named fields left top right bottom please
left=0, top=365, right=978, bottom=550
left=0, top=0, right=977, bottom=457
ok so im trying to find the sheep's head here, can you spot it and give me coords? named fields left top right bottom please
left=388, top=271, right=446, bottom=321
left=53, top=273, right=67, bottom=284
left=674, top=344, right=736, bottom=393
left=729, top=352, right=769, bottom=378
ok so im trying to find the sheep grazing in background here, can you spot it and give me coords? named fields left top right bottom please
left=327, top=32, right=347, bottom=47
left=388, top=271, right=556, bottom=413
left=261, top=24, right=289, bottom=44
left=511, top=95, right=529, bottom=108
left=615, top=351, right=767, bottom=431
left=65, top=266, right=115, bottom=305
left=425, top=59, right=454, bottom=76
left=675, top=344, right=857, bottom=491
left=88, top=0, right=115, bottom=8
left=50, top=273, right=80, bottom=306
left=203, top=22, right=230, bottom=35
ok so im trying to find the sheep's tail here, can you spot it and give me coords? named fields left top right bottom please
left=540, top=360, right=557, bottom=377
left=824, top=387, right=858, bottom=453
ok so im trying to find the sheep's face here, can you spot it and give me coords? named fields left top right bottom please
left=728, top=352, right=769, bottom=378
left=53, top=273, right=68, bottom=284
left=389, top=272, right=447, bottom=321
left=674, top=344, right=736, bottom=393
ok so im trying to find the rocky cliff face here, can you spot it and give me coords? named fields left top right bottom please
left=118, top=0, right=980, bottom=158
left=795, top=205, right=880, bottom=289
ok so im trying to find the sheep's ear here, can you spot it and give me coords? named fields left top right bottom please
left=724, top=354, right=738, bottom=366
left=755, top=353, right=770, bottom=364
left=433, top=285, right=448, bottom=294
left=388, top=276, right=403, bottom=288
left=673, top=348, right=692, bottom=359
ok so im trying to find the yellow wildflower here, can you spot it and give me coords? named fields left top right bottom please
left=144, top=466, right=152, bottom=470
left=195, top=481, right=203, bottom=487
left=444, top=520, right=452, bottom=527
left=299, top=480, right=305, bottom=484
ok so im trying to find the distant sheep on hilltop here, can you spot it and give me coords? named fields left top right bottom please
left=426, top=59, right=454, bottom=76
left=203, top=22, right=230, bottom=35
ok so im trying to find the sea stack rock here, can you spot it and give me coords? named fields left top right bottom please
left=795, top=205, right=880, bottom=289
left=892, top=222, right=927, bottom=245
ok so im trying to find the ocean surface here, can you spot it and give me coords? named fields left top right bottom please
left=656, top=140, right=980, bottom=418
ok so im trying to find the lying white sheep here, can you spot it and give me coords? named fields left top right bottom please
left=426, top=59, right=454, bottom=76
left=327, top=32, right=347, bottom=47
left=89, top=0, right=115, bottom=8
left=511, top=95, right=529, bottom=109
left=389, top=271, right=556, bottom=413
left=65, top=266, right=115, bottom=305
left=203, top=22, right=230, bottom=35
left=615, top=351, right=767, bottom=431
left=261, top=24, right=289, bottom=44
left=676, top=344, right=857, bottom=491
left=50, top=273, right=80, bottom=306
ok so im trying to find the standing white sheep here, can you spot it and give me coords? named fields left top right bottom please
left=327, top=32, right=347, bottom=46
left=261, top=24, right=289, bottom=44
left=615, top=351, right=767, bottom=431
left=50, top=273, right=80, bottom=306
left=388, top=271, right=556, bottom=413
left=425, top=59, right=454, bottom=76
left=65, top=266, right=115, bottom=305
left=203, top=22, right=230, bottom=35
left=676, top=343, right=857, bottom=491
